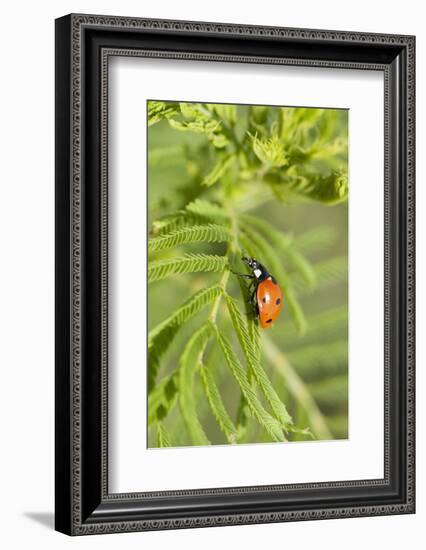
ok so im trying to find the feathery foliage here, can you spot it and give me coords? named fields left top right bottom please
left=225, top=294, right=292, bottom=430
left=200, top=363, right=238, bottom=444
left=148, top=285, right=222, bottom=392
left=148, top=253, right=228, bottom=283
left=211, top=323, right=286, bottom=442
left=156, top=422, right=172, bottom=447
left=178, top=324, right=212, bottom=445
left=148, top=224, right=230, bottom=253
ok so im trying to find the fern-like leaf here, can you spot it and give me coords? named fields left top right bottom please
left=148, top=224, right=230, bottom=253
left=241, top=214, right=315, bottom=286
left=157, top=422, right=172, bottom=447
left=202, top=155, right=236, bottom=187
left=185, top=199, right=229, bottom=223
left=293, top=226, right=337, bottom=255
left=225, top=294, right=292, bottom=429
left=211, top=323, right=285, bottom=442
left=150, top=200, right=229, bottom=236
left=250, top=132, right=289, bottom=168
left=148, top=373, right=179, bottom=426
left=200, top=363, right=238, bottom=444
left=148, top=253, right=228, bottom=283
left=148, top=285, right=222, bottom=392
left=268, top=171, right=348, bottom=205
left=148, top=101, right=179, bottom=126
left=179, top=323, right=212, bottom=446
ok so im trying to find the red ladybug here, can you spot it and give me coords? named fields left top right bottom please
left=233, top=257, right=283, bottom=329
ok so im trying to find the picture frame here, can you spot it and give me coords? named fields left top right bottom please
left=55, top=13, right=415, bottom=535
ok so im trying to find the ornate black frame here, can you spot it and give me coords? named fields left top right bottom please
left=55, top=13, right=415, bottom=535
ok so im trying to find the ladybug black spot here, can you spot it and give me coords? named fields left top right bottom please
left=276, top=298, right=281, bottom=305
left=266, top=319, right=272, bottom=324
left=262, top=297, right=267, bottom=303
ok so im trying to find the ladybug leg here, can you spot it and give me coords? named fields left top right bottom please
left=231, top=270, right=255, bottom=280
left=249, top=287, right=259, bottom=317
left=251, top=288, right=259, bottom=315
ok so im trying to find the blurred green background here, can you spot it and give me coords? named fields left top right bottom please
left=147, top=102, right=348, bottom=447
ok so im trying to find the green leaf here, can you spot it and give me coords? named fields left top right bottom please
left=211, top=323, right=285, bottom=442
left=150, top=213, right=199, bottom=236
left=157, top=422, right=172, bottom=447
left=200, top=364, right=238, bottom=444
left=288, top=425, right=315, bottom=440
left=185, top=199, right=229, bottom=223
left=241, top=215, right=315, bottom=286
left=148, top=253, right=228, bottom=283
left=225, top=294, right=292, bottom=430
left=206, top=103, right=237, bottom=125
left=202, top=155, right=236, bottom=187
left=235, top=394, right=251, bottom=442
left=250, top=132, right=288, bottom=168
left=148, top=224, right=231, bottom=253
left=167, top=103, right=230, bottom=148
left=148, top=285, right=222, bottom=392
left=150, top=200, right=229, bottom=237
left=179, top=324, right=212, bottom=446
left=268, top=171, right=348, bottom=205
left=148, top=373, right=178, bottom=426
left=148, top=101, right=179, bottom=126
left=293, top=226, right=338, bottom=256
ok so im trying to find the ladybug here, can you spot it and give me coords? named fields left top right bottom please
left=233, top=257, right=283, bottom=329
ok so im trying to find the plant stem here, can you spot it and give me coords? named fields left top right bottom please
left=209, top=268, right=230, bottom=323
left=262, top=334, right=333, bottom=440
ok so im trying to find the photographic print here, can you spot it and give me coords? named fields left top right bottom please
left=56, top=16, right=415, bottom=533
left=147, top=100, right=349, bottom=448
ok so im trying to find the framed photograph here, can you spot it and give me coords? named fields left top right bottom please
left=55, top=14, right=415, bottom=535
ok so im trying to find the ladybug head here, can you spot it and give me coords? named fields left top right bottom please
left=242, top=256, right=258, bottom=269
left=242, top=256, right=269, bottom=280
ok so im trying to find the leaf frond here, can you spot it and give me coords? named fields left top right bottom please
left=148, top=253, right=228, bottom=283
left=202, top=155, right=237, bottom=187
left=148, top=224, right=231, bottom=253
left=148, top=285, right=223, bottom=392
left=225, top=294, right=292, bottom=430
left=211, top=323, right=286, bottom=442
left=200, top=364, right=238, bottom=444
left=178, top=323, right=212, bottom=446
left=241, top=214, right=316, bottom=286
left=156, top=422, right=172, bottom=447
left=293, top=226, right=338, bottom=256
left=185, top=199, right=229, bottom=223
left=148, top=373, right=178, bottom=426
left=148, top=100, right=180, bottom=126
